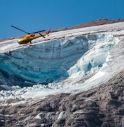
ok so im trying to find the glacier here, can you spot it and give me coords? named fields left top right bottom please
left=0, top=22, right=124, bottom=101
left=0, top=34, right=116, bottom=84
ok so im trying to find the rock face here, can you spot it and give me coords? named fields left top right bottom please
left=0, top=70, right=124, bottom=127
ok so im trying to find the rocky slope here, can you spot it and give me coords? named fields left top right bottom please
left=0, top=70, right=124, bottom=127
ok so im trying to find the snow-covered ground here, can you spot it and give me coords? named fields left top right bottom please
left=0, top=22, right=124, bottom=102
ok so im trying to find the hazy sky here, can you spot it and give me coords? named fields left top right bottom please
left=0, top=0, right=124, bottom=38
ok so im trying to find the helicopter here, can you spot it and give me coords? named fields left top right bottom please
left=11, top=25, right=51, bottom=45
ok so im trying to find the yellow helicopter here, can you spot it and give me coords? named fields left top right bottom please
left=11, top=25, right=50, bottom=45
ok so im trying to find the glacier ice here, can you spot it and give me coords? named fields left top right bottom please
left=0, top=33, right=117, bottom=86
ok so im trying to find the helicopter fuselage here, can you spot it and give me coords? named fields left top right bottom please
left=17, top=34, right=41, bottom=44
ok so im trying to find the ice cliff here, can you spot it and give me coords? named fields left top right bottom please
left=0, top=34, right=117, bottom=84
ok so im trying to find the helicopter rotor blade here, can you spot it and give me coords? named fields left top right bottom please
left=32, top=30, right=46, bottom=34
left=11, top=25, right=30, bottom=34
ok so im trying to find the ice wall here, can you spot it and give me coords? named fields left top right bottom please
left=0, top=33, right=117, bottom=86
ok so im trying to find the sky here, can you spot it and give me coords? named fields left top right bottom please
left=0, top=0, right=124, bottom=38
